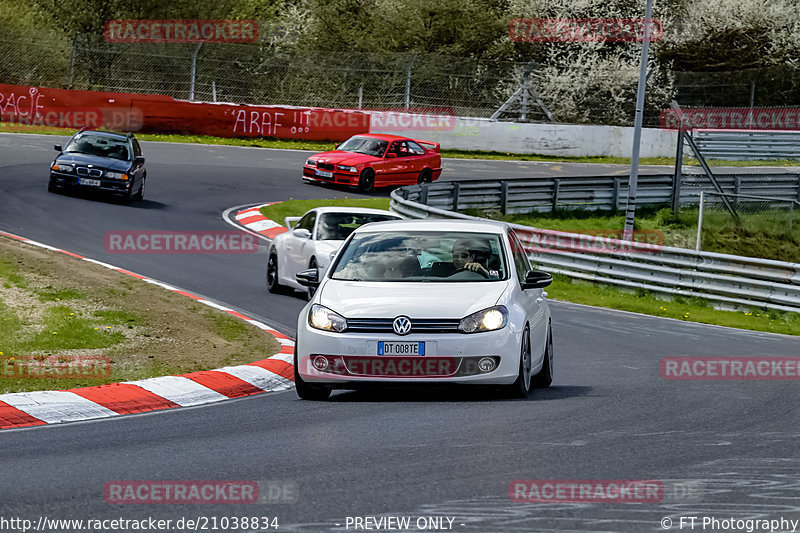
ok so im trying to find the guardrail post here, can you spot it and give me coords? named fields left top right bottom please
left=401, top=188, right=409, bottom=200
left=613, top=178, right=621, bottom=211
left=452, top=182, right=460, bottom=211
left=500, top=182, right=509, bottom=215
left=672, top=129, right=684, bottom=212
left=552, top=179, right=560, bottom=212
left=420, top=184, right=429, bottom=205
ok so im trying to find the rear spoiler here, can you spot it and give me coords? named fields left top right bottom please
left=415, top=140, right=440, bottom=153
left=285, top=216, right=301, bottom=229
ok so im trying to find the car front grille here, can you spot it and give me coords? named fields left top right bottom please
left=76, top=167, right=103, bottom=177
left=318, top=162, right=335, bottom=171
left=346, top=318, right=461, bottom=334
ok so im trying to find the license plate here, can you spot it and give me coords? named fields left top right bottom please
left=79, top=178, right=101, bottom=187
left=316, top=170, right=333, bottom=178
left=378, top=341, right=425, bottom=356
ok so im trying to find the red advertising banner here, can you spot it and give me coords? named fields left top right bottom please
left=0, top=83, right=370, bottom=142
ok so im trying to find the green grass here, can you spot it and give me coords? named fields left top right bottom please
left=36, top=287, right=86, bottom=302
left=474, top=205, right=800, bottom=262
left=548, top=275, right=800, bottom=335
left=10, top=305, right=127, bottom=354
left=260, top=197, right=392, bottom=225
left=0, top=258, right=28, bottom=288
left=4, top=122, right=800, bottom=166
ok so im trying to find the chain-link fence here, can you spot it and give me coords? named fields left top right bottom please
left=2, top=33, right=800, bottom=127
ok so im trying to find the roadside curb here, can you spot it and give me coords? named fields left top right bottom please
left=0, top=230, right=295, bottom=430
left=233, top=203, right=288, bottom=239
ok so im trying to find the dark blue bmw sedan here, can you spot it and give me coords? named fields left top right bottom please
left=48, top=129, right=147, bottom=203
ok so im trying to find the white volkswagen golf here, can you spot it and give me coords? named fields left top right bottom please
left=294, top=219, right=554, bottom=400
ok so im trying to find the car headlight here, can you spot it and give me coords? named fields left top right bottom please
left=105, top=171, right=129, bottom=180
left=458, top=305, right=508, bottom=333
left=309, top=304, right=347, bottom=333
left=306, top=159, right=317, bottom=167
left=51, top=163, right=73, bottom=172
left=336, top=165, right=357, bottom=172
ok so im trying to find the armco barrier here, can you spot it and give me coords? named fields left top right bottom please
left=0, top=83, right=369, bottom=141
left=390, top=186, right=800, bottom=313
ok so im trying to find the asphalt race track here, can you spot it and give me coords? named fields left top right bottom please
left=1, top=133, right=799, bottom=532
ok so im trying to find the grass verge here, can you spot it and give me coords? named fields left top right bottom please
left=0, top=234, right=280, bottom=393
left=256, top=198, right=800, bottom=336
left=4, top=122, right=799, bottom=166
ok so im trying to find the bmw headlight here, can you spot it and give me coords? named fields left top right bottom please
left=51, top=163, right=74, bottom=172
left=458, top=305, right=508, bottom=333
left=336, top=165, right=357, bottom=172
left=309, top=304, right=347, bottom=333
left=306, top=159, right=317, bottom=167
left=105, top=171, right=129, bottom=180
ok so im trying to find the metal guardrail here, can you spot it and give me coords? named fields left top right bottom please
left=692, top=130, right=800, bottom=161
left=395, top=174, right=800, bottom=215
left=390, top=186, right=800, bottom=313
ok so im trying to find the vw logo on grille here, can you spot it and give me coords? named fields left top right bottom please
left=392, top=316, right=412, bottom=335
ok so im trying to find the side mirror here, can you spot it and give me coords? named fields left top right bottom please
left=296, top=268, right=320, bottom=287
left=522, top=270, right=552, bottom=290
left=134, top=156, right=145, bottom=165
left=386, top=152, right=398, bottom=159
left=334, top=143, right=339, bottom=150
left=54, top=144, right=62, bottom=152
left=292, top=228, right=311, bottom=239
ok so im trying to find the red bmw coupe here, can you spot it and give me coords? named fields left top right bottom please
left=302, top=133, right=442, bottom=192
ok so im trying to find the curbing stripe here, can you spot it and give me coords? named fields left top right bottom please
left=68, top=383, right=181, bottom=415
left=0, top=229, right=296, bottom=430
left=0, top=403, right=46, bottom=429
left=0, top=391, right=118, bottom=424
left=124, top=376, right=229, bottom=407
left=181, top=370, right=265, bottom=399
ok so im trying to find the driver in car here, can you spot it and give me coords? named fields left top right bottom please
left=452, top=238, right=493, bottom=278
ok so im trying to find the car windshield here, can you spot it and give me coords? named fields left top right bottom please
left=64, top=133, right=131, bottom=161
left=331, top=231, right=507, bottom=282
left=337, top=136, right=389, bottom=157
left=316, top=213, right=400, bottom=241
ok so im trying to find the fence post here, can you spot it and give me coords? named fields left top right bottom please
left=613, top=178, right=621, bottom=210
left=189, top=43, right=203, bottom=101
left=420, top=183, right=429, bottom=205
left=672, top=129, right=684, bottom=212
left=696, top=191, right=704, bottom=252
left=552, top=179, right=560, bottom=212
left=500, top=181, right=509, bottom=215
left=452, top=182, right=460, bottom=211
left=734, top=175, right=741, bottom=208
left=405, top=54, right=416, bottom=111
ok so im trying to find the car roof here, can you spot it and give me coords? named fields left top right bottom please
left=351, top=218, right=508, bottom=234
left=312, top=206, right=401, bottom=216
left=349, top=133, right=413, bottom=142
left=74, top=130, right=131, bottom=141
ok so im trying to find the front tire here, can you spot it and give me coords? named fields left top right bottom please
left=358, top=169, right=375, bottom=193
left=294, top=347, right=331, bottom=401
left=507, top=325, right=532, bottom=398
left=532, top=324, right=553, bottom=388
left=266, top=248, right=282, bottom=293
left=131, top=175, right=146, bottom=201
